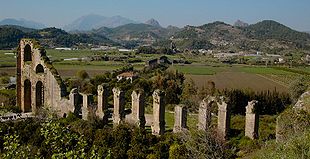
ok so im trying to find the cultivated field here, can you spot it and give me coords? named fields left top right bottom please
left=1, top=49, right=308, bottom=92
left=171, top=65, right=301, bottom=92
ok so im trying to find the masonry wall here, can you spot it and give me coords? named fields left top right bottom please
left=17, top=39, right=73, bottom=116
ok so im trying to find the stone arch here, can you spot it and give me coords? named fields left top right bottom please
left=198, top=96, right=216, bottom=131
left=24, top=79, right=32, bottom=112
left=35, top=64, right=44, bottom=73
left=35, top=81, right=44, bottom=108
left=24, top=44, right=32, bottom=62
left=198, top=96, right=230, bottom=139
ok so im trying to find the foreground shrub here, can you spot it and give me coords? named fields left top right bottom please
left=251, top=130, right=310, bottom=159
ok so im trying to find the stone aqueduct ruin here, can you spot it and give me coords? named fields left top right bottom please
left=17, top=39, right=259, bottom=138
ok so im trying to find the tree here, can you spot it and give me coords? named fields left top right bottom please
left=136, top=46, right=157, bottom=54
left=176, top=130, right=230, bottom=159
left=40, top=120, right=87, bottom=158
left=76, top=70, right=89, bottom=80
left=198, top=80, right=216, bottom=100
left=180, top=79, right=199, bottom=112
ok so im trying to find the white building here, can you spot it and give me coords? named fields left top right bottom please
left=55, top=48, right=72, bottom=51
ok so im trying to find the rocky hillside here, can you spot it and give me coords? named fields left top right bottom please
left=92, top=23, right=177, bottom=47
left=245, top=20, right=310, bottom=47
left=145, top=18, right=162, bottom=28
left=172, top=20, right=310, bottom=52
left=1, top=20, right=310, bottom=52
left=0, top=26, right=116, bottom=49
left=234, top=20, right=249, bottom=28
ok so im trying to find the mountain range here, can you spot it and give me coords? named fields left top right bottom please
left=0, top=17, right=310, bottom=54
left=63, top=14, right=139, bottom=31
left=0, top=18, right=46, bottom=29
left=171, top=20, right=310, bottom=51
left=0, top=26, right=116, bottom=49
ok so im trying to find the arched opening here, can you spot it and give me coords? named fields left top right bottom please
left=24, top=44, right=32, bottom=62
left=24, top=79, right=32, bottom=112
left=36, top=64, right=44, bottom=73
left=36, top=81, right=44, bottom=109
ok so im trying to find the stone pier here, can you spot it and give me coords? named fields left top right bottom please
left=151, top=89, right=165, bottom=135
left=217, top=97, right=230, bottom=140
left=97, top=84, right=109, bottom=122
left=198, top=96, right=214, bottom=131
left=81, top=94, right=94, bottom=120
left=245, top=100, right=259, bottom=139
left=113, top=88, right=125, bottom=124
left=131, top=89, right=146, bottom=128
left=69, top=88, right=81, bottom=114
left=173, top=104, right=187, bottom=133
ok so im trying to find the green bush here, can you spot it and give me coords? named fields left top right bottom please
left=251, top=130, right=310, bottom=159
left=276, top=107, right=310, bottom=142
left=0, top=77, right=10, bottom=84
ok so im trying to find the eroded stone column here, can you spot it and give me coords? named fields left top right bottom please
left=173, top=104, right=187, bottom=133
left=131, top=89, right=146, bottom=128
left=151, top=89, right=165, bottom=135
left=69, top=88, right=82, bottom=114
left=81, top=94, right=94, bottom=120
left=113, top=87, right=125, bottom=124
left=198, top=96, right=214, bottom=131
left=245, top=100, right=259, bottom=139
left=217, top=96, right=230, bottom=140
left=97, top=84, right=109, bottom=122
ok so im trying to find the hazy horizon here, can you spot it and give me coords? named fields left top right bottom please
left=1, top=0, right=309, bottom=31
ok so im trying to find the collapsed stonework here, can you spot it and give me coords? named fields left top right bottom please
left=16, top=39, right=260, bottom=138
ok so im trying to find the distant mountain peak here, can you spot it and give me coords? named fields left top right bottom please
left=234, top=19, right=249, bottom=28
left=145, top=18, right=161, bottom=28
left=64, top=14, right=139, bottom=31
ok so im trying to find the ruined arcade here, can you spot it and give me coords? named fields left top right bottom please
left=15, top=39, right=261, bottom=138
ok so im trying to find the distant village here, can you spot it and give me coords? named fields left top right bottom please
left=52, top=45, right=310, bottom=66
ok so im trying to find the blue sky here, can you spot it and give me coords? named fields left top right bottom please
left=1, top=0, right=309, bottom=31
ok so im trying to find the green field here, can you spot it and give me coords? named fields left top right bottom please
left=237, top=66, right=296, bottom=75
left=1, top=49, right=307, bottom=92
left=46, top=49, right=100, bottom=61
left=171, top=65, right=221, bottom=75
left=0, top=50, right=16, bottom=67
